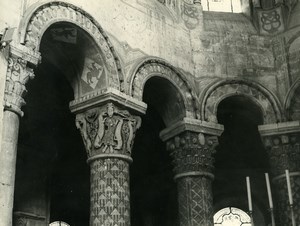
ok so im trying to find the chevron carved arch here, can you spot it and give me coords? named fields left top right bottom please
left=19, top=1, right=124, bottom=91
left=200, top=79, right=283, bottom=124
left=130, top=59, right=199, bottom=120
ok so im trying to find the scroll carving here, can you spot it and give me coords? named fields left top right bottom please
left=76, top=103, right=141, bottom=158
left=166, top=131, right=219, bottom=175
left=4, top=56, right=35, bottom=115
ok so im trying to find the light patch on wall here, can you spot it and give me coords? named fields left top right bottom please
left=202, top=0, right=242, bottom=13
left=49, top=221, right=70, bottom=226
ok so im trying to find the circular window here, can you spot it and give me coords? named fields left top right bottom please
left=49, top=221, right=70, bottom=226
left=214, top=207, right=251, bottom=226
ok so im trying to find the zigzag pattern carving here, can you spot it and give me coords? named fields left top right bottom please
left=90, top=159, right=130, bottom=226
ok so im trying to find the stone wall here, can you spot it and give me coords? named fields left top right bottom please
left=1, top=0, right=300, bottom=117
left=1, top=1, right=300, bottom=225
left=196, top=12, right=285, bottom=101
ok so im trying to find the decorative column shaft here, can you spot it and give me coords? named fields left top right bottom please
left=259, top=121, right=300, bottom=226
left=160, top=118, right=223, bottom=226
left=74, top=100, right=144, bottom=226
left=0, top=48, right=37, bottom=226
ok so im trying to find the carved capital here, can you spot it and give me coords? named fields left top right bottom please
left=4, top=55, right=35, bottom=116
left=166, top=131, right=218, bottom=179
left=262, top=133, right=300, bottom=175
left=259, top=122, right=300, bottom=176
left=76, top=102, right=141, bottom=161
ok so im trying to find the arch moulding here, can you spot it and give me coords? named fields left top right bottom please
left=284, top=77, right=300, bottom=120
left=200, top=79, right=283, bottom=124
left=129, top=59, right=199, bottom=119
left=17, top=1, right=124, bottom=92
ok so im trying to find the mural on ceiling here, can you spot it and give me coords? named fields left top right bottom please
left=181, top=1, right=200, bottom=29
left=80, top=47, right=107, bottom=93
left=258, top=6, right=285, bottom=35
left=81, top=57, right=105, bottom=90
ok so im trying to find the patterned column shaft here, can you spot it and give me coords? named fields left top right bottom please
left=76, top=103, right=141, bottom=226
left=260, top=124, right=300, bottom=226
left=166, top=131, right=219, bottom=226
left=177, top=176, right=213, bottom=226
left=90, top=158, right=130, bottom=226
left=273, top=174, right=300, bottom=226
left=0, top=55, right=35, bottom=226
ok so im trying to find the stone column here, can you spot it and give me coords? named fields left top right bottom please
left=160, top=118, right=223, bottom=226
left=0, top=50, right=37, bottom=226
left=259, top=121, right=300, bottom=226
left=72, top=94, right=146, bottom=226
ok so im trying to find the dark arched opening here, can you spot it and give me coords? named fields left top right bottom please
left=213, top=95, right=269, bottom=225
left=14, top=22, right=95, bottom=225
left=130, top=77, right=179, bottom=226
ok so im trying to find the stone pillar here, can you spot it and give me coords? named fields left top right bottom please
left=0, top=49, right=37, bottom=226
left=160, top=118, right=223, bottom=226
left=259, top=121, right=300, bottom=226
left=71, top=94, right=146, bottom=226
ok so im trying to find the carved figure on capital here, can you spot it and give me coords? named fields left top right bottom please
left=76, top=103, right=141, bottom=158
left=4, top=56, right=35, bottom=115
left=166, top=131, right=219, bottom=175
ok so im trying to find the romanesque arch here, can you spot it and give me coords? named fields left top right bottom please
left=200, top=79, right=283, bottom=124
left=286, top=31, right=300, bottom=88
left=129, top=59, right=199, bottom=120
left=18, top=1, right=124, bottom=93
left=285, top=78, right=300, bottom=120
left=286, top=30, right=300, bottom=51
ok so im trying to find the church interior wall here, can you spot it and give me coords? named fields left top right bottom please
left=0, top=1, right=300, bottom=226
left=1, top=0, right=300, bottom=117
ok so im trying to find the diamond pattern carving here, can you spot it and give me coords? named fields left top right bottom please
left=177, top=177, right=213, bottom=226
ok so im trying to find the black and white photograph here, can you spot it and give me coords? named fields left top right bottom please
left=0, top=0, right=299, bottom=225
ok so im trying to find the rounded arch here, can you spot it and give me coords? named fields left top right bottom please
left=285, top=31, right=300, bottom=52
left=285, top=78, right=300, bottom=120
left=129, top=58, right=199, bottom=120
left=18, top=1, right=124, bottom=91
left=200, top=79, right=283, bottom=124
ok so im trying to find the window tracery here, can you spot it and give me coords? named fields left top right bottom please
left=214, top=207, right=252, bottom=226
